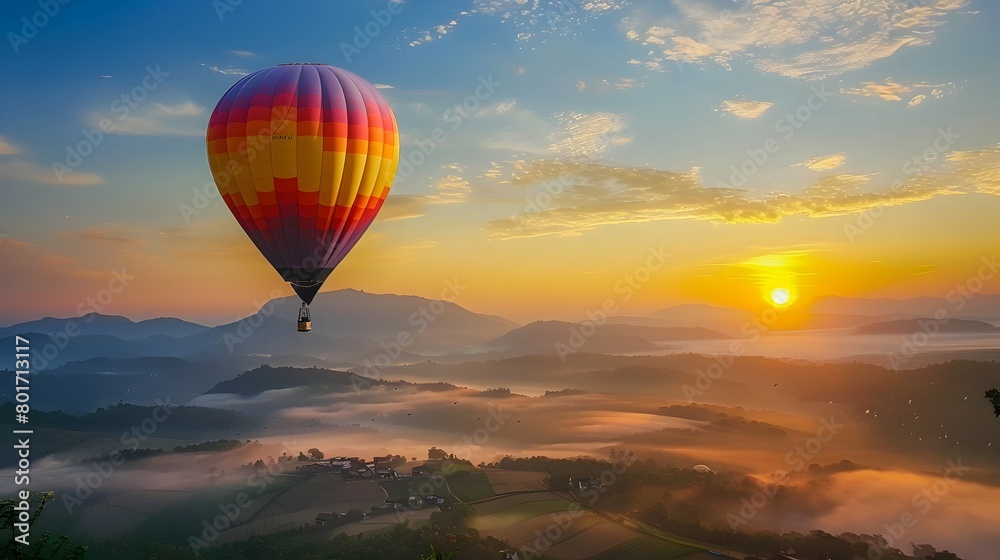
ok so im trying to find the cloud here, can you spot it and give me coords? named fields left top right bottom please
left=843, top=78, right=912, bottom=101
left=426, top=175, right=472, bottom=205
left=0, top=160, right=103, bottom=186
left=795, top=153, right=847, bottom=171
left=351, top=234, right=437, bottom=266
left=404, top=16, right=463, bottom=47
left=548, top=112, right=632, bottom=159
left=0, top=135, right=21, bottom=154
left=94, top=101, right=205, bottom=136
left=485, top=159, right=966, bottom=239
left=229, top=50, right=255, bottom=57
left=663, top=35, right=718, bottom=62
left=626, top=0, right=972, bottom=80
left=60, top=227, right=148, bottom=246
left=367, top=169, right=482, bottom=220
left=599, top=77, right=638, bottom=90
left=375, top=194, right=435, bottom=221
left=152, top=101, right=204, bottom=117
left=947, top=145, right=1000, bottom=195
left=403, top=1, right=625, bottom=47
left=195, top=61, right=249, bottom=76
left=474, top=99, right=517, bottom=118
left=634, top=24, right=675, bottom=47
left=373, top=84, right=394, bottom=90
left=718, top=99, right=773, bottom=119
left=480, top=108, right=631, bottom=160
left=841, top=78, right=955, bottom=104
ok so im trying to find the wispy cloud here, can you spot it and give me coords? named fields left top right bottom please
left=93, top=101, right=205, bottom=136
left=600, top=77, right=639, bottom=90
left=152, top=101, right=204, bottom=117
left=402, top=0, right=626, bottom=47
left=481, top=108, right=631, bottom=160
left=195, top=61, right=249, bottom=76
left=60, top=227, right=148, bottom=246
left=626, top=0, right=972, bottom=79
left=718, top=99, right=773, bottom=119
left=350, top=233, right=437, bottom=266
left=485, top=158, right=968, bottom=239
left=841, top=78, right=956, bottom=105
left=374, top=194, right=436, bottom=222
left=947, top=145, right=1000, bottom=195
left=795, top=153, right=847, bottom=171
left=0, top=135, right=21, bottom=154
left=474, top=99, right=517, bottom=118
left=404, top=15, right=463, bottom=47
left=548, top=111, right=631, bottom=159
left=0, top=160, right=103, bottom=186
left=426, top=175, right=472, bottom=205
left=229, top=50, right=255, bottom=57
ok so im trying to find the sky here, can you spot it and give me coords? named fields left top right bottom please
left=2, top=0, right=999, bottom=325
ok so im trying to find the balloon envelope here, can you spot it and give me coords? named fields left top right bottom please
left=206, top=63, right=399, bottom=303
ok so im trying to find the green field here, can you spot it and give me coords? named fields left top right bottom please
left=489, top=498, right=577, bottom=519
left=587, top=536, right=702, bottom=560
left=472, top=499, right=578, bottom=531
left=126, top=474, right=301, bottom=543
left=444, top=469, right=495, bottom=501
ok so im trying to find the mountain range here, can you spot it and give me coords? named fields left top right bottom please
left=3, top=290, right=998, bottom=376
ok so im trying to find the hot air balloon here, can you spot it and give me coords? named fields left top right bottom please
left=207, top=63, right=399, bottom=332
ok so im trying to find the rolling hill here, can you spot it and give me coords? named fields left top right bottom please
left=0, top=314, right=208, bottom=339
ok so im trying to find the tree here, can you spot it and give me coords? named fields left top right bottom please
left=986, top=389, right=1000, bottom=418
left=428, top=447, right=448, bottom=460
left=308, top=447, right=325, bottom=460
left=1, top=492, right=86, bottom=559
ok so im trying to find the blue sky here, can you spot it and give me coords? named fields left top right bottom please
left=2, top=0, right=999, bottom=324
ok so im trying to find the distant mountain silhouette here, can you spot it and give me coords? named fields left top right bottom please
left=254, top=288, right=518, bottom=351
left=1, top=332, right=161, bottom=368
left=814, top=294, right=1000, bottom=320
left=0, top=313, right=208, bottom=339
left=483, top=320, right=664, bottom=356
left=648, top=304, right=752, bottom=333
left=856, top=317, right=997, bottom=335
left=1, top=289, right=519, bottom=370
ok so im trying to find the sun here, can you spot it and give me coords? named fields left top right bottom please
left=770, top=287, right=791, bottom=306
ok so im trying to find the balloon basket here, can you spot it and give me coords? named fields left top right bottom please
left=297, top=303, right=312, bottom=333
